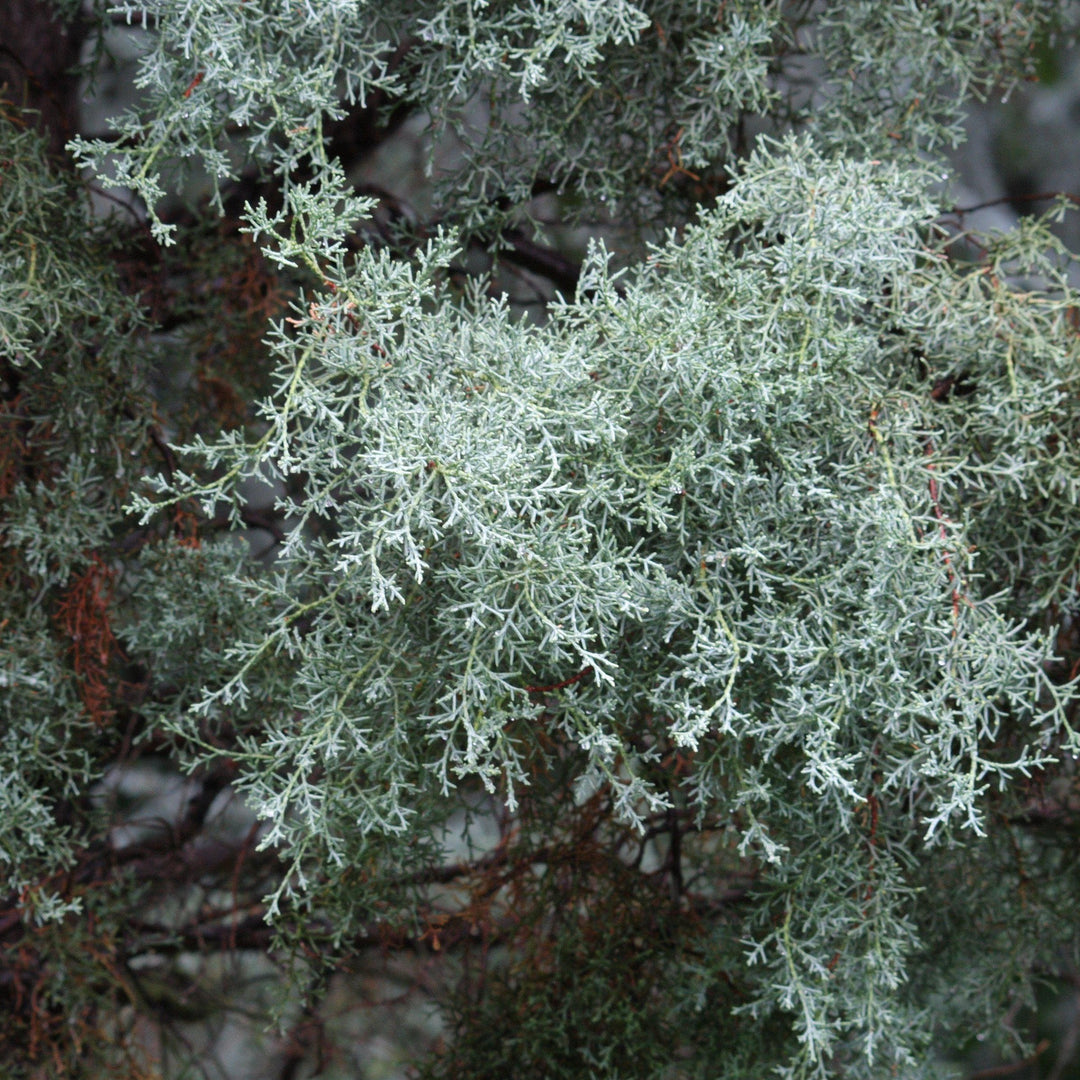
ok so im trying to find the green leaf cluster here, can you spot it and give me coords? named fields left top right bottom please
left=3, top=2, right=1080, bottom=1078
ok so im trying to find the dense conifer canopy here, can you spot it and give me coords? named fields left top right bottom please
left=2, top=2, right=1080, bottom=1077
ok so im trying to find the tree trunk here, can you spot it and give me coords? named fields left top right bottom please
left=0, top=0, right=86, bottom=163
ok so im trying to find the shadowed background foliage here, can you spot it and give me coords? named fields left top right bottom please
left=3, top=3, right=1080, bottom=1079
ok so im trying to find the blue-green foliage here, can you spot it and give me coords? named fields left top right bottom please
left=5, top=2, right=1080, bottom=1077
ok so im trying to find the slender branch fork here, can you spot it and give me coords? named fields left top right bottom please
left=924, top=440, right=962, bottom=629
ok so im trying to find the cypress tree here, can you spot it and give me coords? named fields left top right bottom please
left=2, top=2, right=1079, bottom=1076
